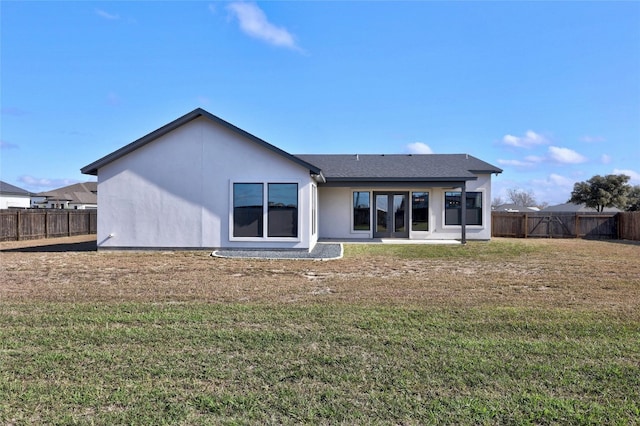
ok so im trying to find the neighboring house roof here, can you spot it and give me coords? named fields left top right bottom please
left=0, top=181, right=31, bottom=196
left=81, top=108, right=323, bottom=177
left=296, top=154, right=502, bottom=183
left=492, top=204, right=540, bottom=212
left=36, top=182, right=97, bottom=205
left=542, top=202, right=621, bottom=213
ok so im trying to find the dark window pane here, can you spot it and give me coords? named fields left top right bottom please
left=233, top=183, right=263, bottom=237
left=445, top=191, right=482, bottom=226
left=353, top=191, right=370, bottom=231
left=394, top=194, right=406, bottom=233
left=412, top=192, right=429, bottom=231
left=376, top=194, right=388, bottom=233
left=268, top=183, right=298, bottom=237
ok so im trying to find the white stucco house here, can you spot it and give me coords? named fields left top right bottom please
left=81, top=108, right=502, bottom=251
left=31, top=182, right=97, bottom=210
left=0, top=181, right=32, bottom=209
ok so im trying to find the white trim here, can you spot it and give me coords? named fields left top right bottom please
left=311, top=183, right=317, bottom=236
left=228, top=180, right=303, bottom=243
left=441, top=189, right=486, bottom=230
left=409, top=190, right=431, bottom=237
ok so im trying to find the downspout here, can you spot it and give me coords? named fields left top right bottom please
left=461, top=182, right=467, bottom=244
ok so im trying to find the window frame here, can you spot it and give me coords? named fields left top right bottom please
left=232, top=182, right=264, bottom=238
left=443, top=190, right=484, bottom=227
left=410, top=191, right=430, bottom=233
left=229, top=181, right=302, bottom=242
left=351, top=191, right=371, bottom=233
left=267, top=183, right=299, bottom=238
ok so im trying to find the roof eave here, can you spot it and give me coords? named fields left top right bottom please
left=325, top=176, right=477, bottom=182
left=81, top=108, right=322, bottom=176
left=469, top=168, right=503, bottom=174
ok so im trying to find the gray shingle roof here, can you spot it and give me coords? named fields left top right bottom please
left=37, top=182, right=97, bottom=204
left=80, top=108, right=502, bottom=184
left=541, top=203, right=622, bottom=213
left=0, top=181, right=31, bottom=196
left=297, top=154, right=502, bottom=182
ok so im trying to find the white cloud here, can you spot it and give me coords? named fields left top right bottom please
left=497, top=159, right=535, bottom=168
left=502, top=130, right=549, bottom=149
left=547, top=173, right=574, bottom=187
left=530, top=173, right=575, bottom=205
left=580, top=135, right=606, bottom=143
left=613, top=169, right=640, bottom=184
left=227, top=2, right=301, bottom=51
left=95, top=9, right=120, bottom=20
left=19, top=175, right=79, bottom=190
left=601, top=154, right=612, bottom=164
left=497, top=154, right=544, bottom=168
left=524, top=155, right=545, bottom=163
left=548, top=146, right=587, bottom=164
left=405, top=142, right=433, bottom=154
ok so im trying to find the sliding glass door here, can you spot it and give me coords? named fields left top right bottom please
left=374, top=192, right=409, bottom=238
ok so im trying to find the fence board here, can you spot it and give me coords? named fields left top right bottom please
left=492, top=211, right=620, bottom=239
left=618, top=211, right=640, bottom=241
left=0, top=210, right=97, bottom=242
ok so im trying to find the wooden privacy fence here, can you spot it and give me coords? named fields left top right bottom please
left=492, top=211, right=640, bottom=240
left=0, top=210, right=97, bottom=242
left=617, top=211, right=640, bottom=241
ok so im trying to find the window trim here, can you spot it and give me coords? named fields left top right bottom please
left=268, top=183, right=299, bottom=238
left=442, top=190, right=485, bottom=228
left=410, top=191, right=430, bottom=233
left=351, top=190, right=372, bottom=234
left=311, top=184, right=317, bottom=236
left=229, top=181, right=302, bottom=242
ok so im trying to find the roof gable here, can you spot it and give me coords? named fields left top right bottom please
left=0, top=181, right=31, bottom=196
left=37, top=182, right=97, bottom=204
left=81, top=108, right=322, bottom=176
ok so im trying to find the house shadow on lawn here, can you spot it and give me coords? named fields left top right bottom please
left=0, top=240, right=97, bottom=253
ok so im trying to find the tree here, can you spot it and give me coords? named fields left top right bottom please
left=491, top=196, right=505, bottom=208
left=506, top=188, right=537, bottom=207
left=627, top=185, right=640, bottom=211
left=568, top=174, right=631, bottom=212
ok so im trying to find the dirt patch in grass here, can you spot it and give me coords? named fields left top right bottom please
left=1, top=236, right=639, bottom=314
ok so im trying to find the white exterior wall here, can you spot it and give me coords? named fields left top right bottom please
left=0, top=195, right=31, bottom=209
left=97, top=117, right=315, bottom=250
left=317, top=174, right=494, bottom=241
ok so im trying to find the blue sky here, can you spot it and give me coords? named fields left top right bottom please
left=1, top=1, right=639, bottom=205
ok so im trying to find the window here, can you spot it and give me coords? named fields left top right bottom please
left=268, top=183, right=298, bottom=238
left=353, top=191, right=370, bottom=231
left=232, top=182, right=299, bottom=239
left=445, top=191, right=482, bottom=226
left=233, top=183, right=263, bottom=237
left=411, top=192, right=429, bottom=231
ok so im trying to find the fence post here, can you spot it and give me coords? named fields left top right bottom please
left=575, top=214, right=580, bottom=238
left=67, top=211, right=71, bottom=237
left=16, top=210, right=21, bottom=241
left=523, top=214, right=528, bottom=238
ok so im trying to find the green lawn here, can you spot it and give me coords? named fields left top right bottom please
left=1, top=238, right=639, bottom=424
left=1, top=303, right=638, bottom=425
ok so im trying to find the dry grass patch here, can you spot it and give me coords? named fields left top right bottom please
left=1, top=236, right=638, bottom=311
